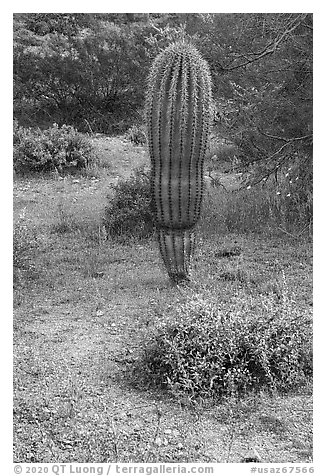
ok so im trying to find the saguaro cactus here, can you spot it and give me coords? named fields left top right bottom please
left=146, top=41, right=212, bottom=283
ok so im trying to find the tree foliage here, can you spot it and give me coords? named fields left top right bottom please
left=14, top=13, right=312, bottom=193
left=14, top=13, right=152, bottom=133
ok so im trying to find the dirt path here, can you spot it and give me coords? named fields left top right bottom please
left=14, top=255, right=313, bottom=463
left=13, top=136, right=313, bottom=463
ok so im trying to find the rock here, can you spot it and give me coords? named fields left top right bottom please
left=240, top=448, right=262, bottom=463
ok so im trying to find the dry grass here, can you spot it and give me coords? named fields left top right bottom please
left=13, top=136, right=313, bottom=463
left=200, top=180, right=312, bottom=238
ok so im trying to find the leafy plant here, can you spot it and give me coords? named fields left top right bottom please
left=13, top=122, right=96, bottom=173
left=125, top=124, right=147, bottom=145
left=103, top=167, right=154, bottom=240
left=214, top=246, right=242, bottom=258
left=13, top=14, right=149, bottom=133
left=140, top=292, right=312, bottom=401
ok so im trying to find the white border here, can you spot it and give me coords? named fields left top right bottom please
left=2, top=4, right=324, bottom=474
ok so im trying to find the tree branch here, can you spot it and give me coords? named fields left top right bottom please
left=222, top=14, right=308, bottom=71
left=258, top=130, right=313, bottom=143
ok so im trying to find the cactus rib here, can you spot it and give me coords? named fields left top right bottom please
left=146, top=41, right=212, bottom=282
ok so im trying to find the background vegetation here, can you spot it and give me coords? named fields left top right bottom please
left=14, top=13, right=312, bottom=185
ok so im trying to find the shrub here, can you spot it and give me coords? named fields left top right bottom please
left=103, top=166, right=154, bottom=240
left=140, top=293, right=312, bottom=401
left=214, top=246, right=242, bottom=258
left=125, top=124, right=147, bottom=145
left=13, top=121, right=97, bottom=173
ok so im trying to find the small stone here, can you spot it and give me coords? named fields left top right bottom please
left=241, top=448, right=262, bottom=463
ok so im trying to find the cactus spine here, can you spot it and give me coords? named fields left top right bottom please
left=146, top=41, right=212, bottom=282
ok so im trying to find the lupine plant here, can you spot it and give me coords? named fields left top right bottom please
left=146, top=41, right=212, bottom=282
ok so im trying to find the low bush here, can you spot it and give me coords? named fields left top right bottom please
left=140, top=293, right=312, bottom=401
left=214, top=246, right=242, bottom=258
left=125, top=124, right=147, bottom=146
left=13, top=121, right=97, bottom=173
left=103, top=166, right=154, bottom=240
